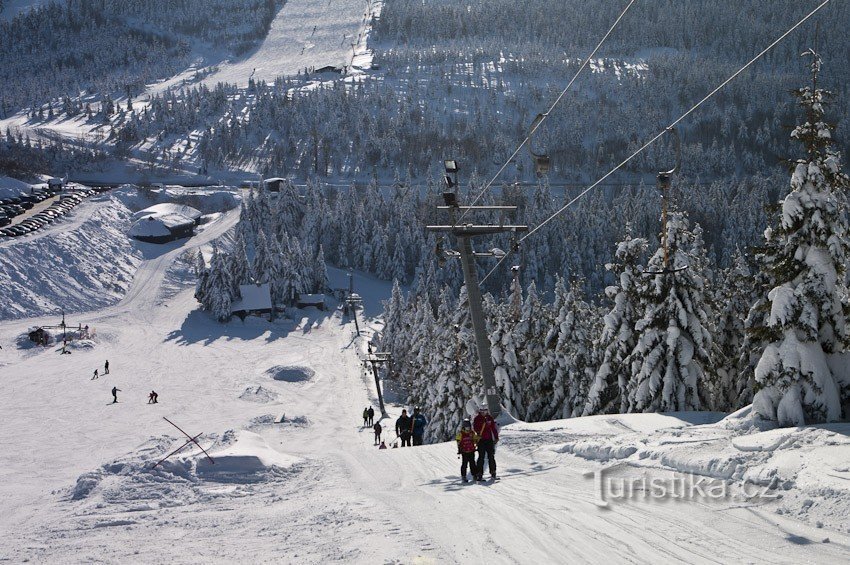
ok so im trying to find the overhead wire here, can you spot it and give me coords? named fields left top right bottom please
left=479, top=0, right=833, bottom=285
left=455, top=0, right=637, bottom=225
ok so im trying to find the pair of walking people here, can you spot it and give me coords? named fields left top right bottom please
left=362, top=406, right=375, bottom=427
left=394, top=407, right=427, bottom=447
left=456, top=405, right=499, bottom=482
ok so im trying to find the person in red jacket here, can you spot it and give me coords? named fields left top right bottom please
left=473, top=405, right=499, bottom=481
left=455, top=418, right=479, bottom=483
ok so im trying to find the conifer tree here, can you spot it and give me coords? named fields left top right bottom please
left=626, top=210, right=712, bottom=412
left=751, top=54, right=850, bottom=425
left=584, top=227, right=647, bottom=415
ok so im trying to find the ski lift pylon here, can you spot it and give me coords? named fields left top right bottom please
left=642, top=127, right=688, bottom=276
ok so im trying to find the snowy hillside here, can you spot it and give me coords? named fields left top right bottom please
left=0, top=185, right=239, bottom=320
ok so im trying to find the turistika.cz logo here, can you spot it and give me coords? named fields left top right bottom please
left=583, top=463, right=779, bottom=508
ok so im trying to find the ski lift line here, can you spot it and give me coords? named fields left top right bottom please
left=480, top=0, right=833, bottom=286
left=521, top=0, right=831, bottom=244
left=455, top=0, right=638, bottom=226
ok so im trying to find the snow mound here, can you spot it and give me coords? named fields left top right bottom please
left=239, top=385, right=278, bottom=403
left=195, top=431, right=302, bottom=482
left=66, top=339, right=97, bottom=351
left=530, top=411, right=850, bottom=533
left=267, top=365, right=315, bottom=383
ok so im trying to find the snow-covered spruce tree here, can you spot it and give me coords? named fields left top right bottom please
left=583, top=227, right=648, bottom=416
left=523, top=276, right=565, bottom=421
left=423, top=286, right=479, bottom=441
left=313, top=244, right=329, bottom=293
left=554, top=279, right=599, bottom=418
left=626, top=210, right=713, bottom=412
left=488, top=275, right=526, bottom=419
left=251, top=228, right=273, bottom=284
left=194, top=249, right=209, bottom=305
left=712, top=248, right=754, bottom=411
left=201, top=243, right=233, bottom=322
left=751, top=54, right=850, bottom=425
left=380, top=279, right=407, bottom=365
left=227, top=228, right=251, bottom=295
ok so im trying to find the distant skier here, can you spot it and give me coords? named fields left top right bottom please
left=104, top=360, right=109, bottom=374
left=92, top=369, right=99, bottom=380
left=410, top=406, right=427, bottom=446
left=456, top=418, right=479, bottom=483
left=362, top=407, right=369, bottom=427
left=373, top=421, right=382, bottom=445
left=111, top=386, right=121, bottom=403
left=395, top=409, right=412, bottom=447
left=473, top=405, right=499, bottom=481
left=148, top=390, right=158, bottom=404
left=367, top=406, right=375, bottom=426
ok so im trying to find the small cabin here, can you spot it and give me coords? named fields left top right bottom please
left=129, top=213, right=195, bottom=243
left=47, top=178, right=64, bottom=191
left=28, top=327, right=51, bottom=345
left=231, top=283, right=273, bottom=320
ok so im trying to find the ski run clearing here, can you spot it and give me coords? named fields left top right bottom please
left=0, top=188, right=847, bottom=563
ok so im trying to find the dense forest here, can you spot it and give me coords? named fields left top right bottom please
left=0, top=0, right=284, bottom=112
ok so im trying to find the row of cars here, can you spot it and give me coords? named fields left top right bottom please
left=0, top=189, right=56, bottom=226
left=0, top=188, right=101, bottom=239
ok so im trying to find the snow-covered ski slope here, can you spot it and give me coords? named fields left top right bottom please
left=204, top=0, right=373, bottom=87
left=0, top=204, right=848, bottom=562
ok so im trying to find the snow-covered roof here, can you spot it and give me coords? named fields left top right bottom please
left=263, top=177, right=287, bottom=183
left=128, top=213, right=195, bottom=237
left=232, top=283, right=272, bottom=312
left=132, top=203, right=202, bottom=222
left=298, top=293, right=325, bottom=304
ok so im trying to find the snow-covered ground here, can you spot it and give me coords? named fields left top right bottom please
left=0, top=202, right=848, bottom=562
left=203, top=0, right=373, bottom=87
left=0, top=185, right=239, bottom=320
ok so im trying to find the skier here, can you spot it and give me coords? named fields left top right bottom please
left=367, top=406, right=375, bottom=426
left=410, top=406, right=427, bottom=446
left=373, top=421, right=382, bottom=445
left=456, top=418, right=479, bottom=483
left=111, top=386, right=121, bottom=403
left=104, top=360, right=109, bottom=375
left=148, top=390, right=158, bottom=404
left=395, top=409, right=412, bottom=447
left=473, top=405, right=499, bottom=481
left=362, top=407, right=369, bottom=427
left=92, top=369, right=98, bottom=380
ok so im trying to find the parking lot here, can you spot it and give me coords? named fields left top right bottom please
left=0, top=186, right=107, bottom=239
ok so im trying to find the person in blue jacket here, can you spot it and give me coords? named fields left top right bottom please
left=410, top=406, right=427, bottom=446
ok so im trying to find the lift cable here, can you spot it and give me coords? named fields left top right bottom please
left=456, top=0, right=637, bottom=225
left=479, top=0, right=833, bottom=285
